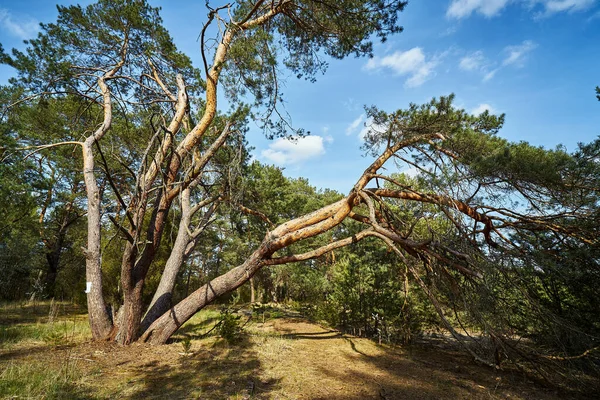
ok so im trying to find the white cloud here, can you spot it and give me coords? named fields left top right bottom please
left=483, top=68, right=500, bottom=81
left=358, top=121, right=372, bottom=141
left=471, top=103, right=495, bottom=115
left=343, top=98, right=360, bottom=111
left=459, top=51, right=486, bottom=71
left=459, top=41, right=535, bottom=82
left=459, top=41, right=536, bottom=82
left=459, top=51, right=498, bottom=82
left=261, top=135, right=326, bottom=165
left=358, top=118, right=389, bottom=141
left=0, top=9, right=39, bottom=40
left=346, top=114, right=365, bottom=135
left=447, top=0, right=512, bottom=19
left=536, top=0, right=595, bottom=14
left=365, top=48, right=437, bottom=87
left=402, top=167, right=419, bottom=178
left=441, top=26, right=459, bottom=37
left=447, top=0, right=595, bottom=19
left=502, top=40, right=537, bottom=67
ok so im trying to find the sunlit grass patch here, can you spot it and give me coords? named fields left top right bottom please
left=252, top=333, right=294, bottom=361
left=0, top=360, right=89, bottom=399
left=172, top=307, right=222, bottom=340
left=0, top=301, right=90, bottom=349
left=0, top=318, right=90, bottom=349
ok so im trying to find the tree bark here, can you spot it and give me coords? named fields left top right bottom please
left=82, top=141, right=113, bottom=339
left=82, top=68, right=126, bottom=339
left=140, top=190, right=193, bottom=331
left=141, top=197, right=356, bottom=344
left=141, top=248, right=268, bottom=344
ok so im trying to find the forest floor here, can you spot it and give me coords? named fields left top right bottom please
left=0, top=301, right=593, bottom=399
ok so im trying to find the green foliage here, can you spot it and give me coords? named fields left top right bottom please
left=1, top=0, right=200, bottom=96
left=221, top=0, right=408, bottom=137
left=316, top=249, right=436, bottom=344
left=218, top=308, right=243, bottom=344
left=180, top=335, right=192, bottom=354
left=251, top=303, right=285, bottom=321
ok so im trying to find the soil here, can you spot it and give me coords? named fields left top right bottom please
left=1, top=311, right=582, bottom=399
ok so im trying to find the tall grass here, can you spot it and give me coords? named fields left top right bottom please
left=0, top=301, right=94, bottom=399
left=0, top=301, right=90, bottom=349
left=0, top=361, right=89, bottom=399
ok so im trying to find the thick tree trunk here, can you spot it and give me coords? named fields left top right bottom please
left=82, top=142, right=113, bottom=339
left=44, top=222, right=69, bottom=297
left=117, top=279, right=145, bottom=344
left=140, top=197, right=355, bottom=344
left=141, top=189, right=219, bottom=331
left=140, top=198, right=191, bottom=332
left=141, top=248, right=267, bottom=344
left=136, top=136, right=420, bottom=345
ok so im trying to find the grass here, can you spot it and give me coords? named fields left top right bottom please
left=0, top=301, right=89, bottom=349
left=173, top=307, right=221, bottom=340
left=0, top=319, right=89, bottom=347
left=0, top=301, right=592, bottom=399
left=0, top=360, right=88, bottom=399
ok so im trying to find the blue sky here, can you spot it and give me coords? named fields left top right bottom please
left=0, top=0, right=599, bottom=193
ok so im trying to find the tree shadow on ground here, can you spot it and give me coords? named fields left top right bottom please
left=0, top=302, right=86, bottom=325
left=281, top=330, right=342, bottom=340
left=315, top=338, right=571, bottom=400
left=124, top=335, right=280, bottom=399
left=266, top=318, right=571, bottom=400
left=173, top=316, right=221, bottom=340
left=0, top=343, right=77, bottom=361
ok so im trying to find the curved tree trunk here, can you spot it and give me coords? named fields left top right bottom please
left=141, top=197, right=356, bottom=344
left=141, top=249, right=267, bottom=344
left=82, top=68, right=126, bottom=340
left=140, top=188, right=219, bottom=331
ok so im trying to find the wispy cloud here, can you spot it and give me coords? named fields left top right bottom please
left=261, top=135, right=328, bottom=166
left=483, top=68, right=500, bottom=81
left=365, top=47, right=438, bottom=87
left=471, top=103, right=495, bottom=115
left=346, top=114, right=365, bottom=135
left=459, top=51, right=486, bottom=71
left=535, top=0, right=596, bottom=15
left=502, top=40, right=537, bottom=67
left=447, top=0, right=512, bottom=19
left=447, top=0, right=596, bottom=19
left=460, top=41, right=536, bottom=82
left=587, top=9, right=600, bottom=21
left=358, top=118, right=390, bottom=142
left=0, top=9, right=39, bottom=40
left=459, top=51, right=497, bottom=81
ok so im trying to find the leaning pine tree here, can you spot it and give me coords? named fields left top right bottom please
left=1, top=0, right=408, bottom=344
left=2, top=0, right=598, bottom=380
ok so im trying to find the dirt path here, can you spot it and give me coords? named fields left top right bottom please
left=1, top=314, right=572, bottom=399
left=249, top=318, right=563, bottom=399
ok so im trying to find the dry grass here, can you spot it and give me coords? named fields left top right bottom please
left=0, top=302, right=587, bottom=399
